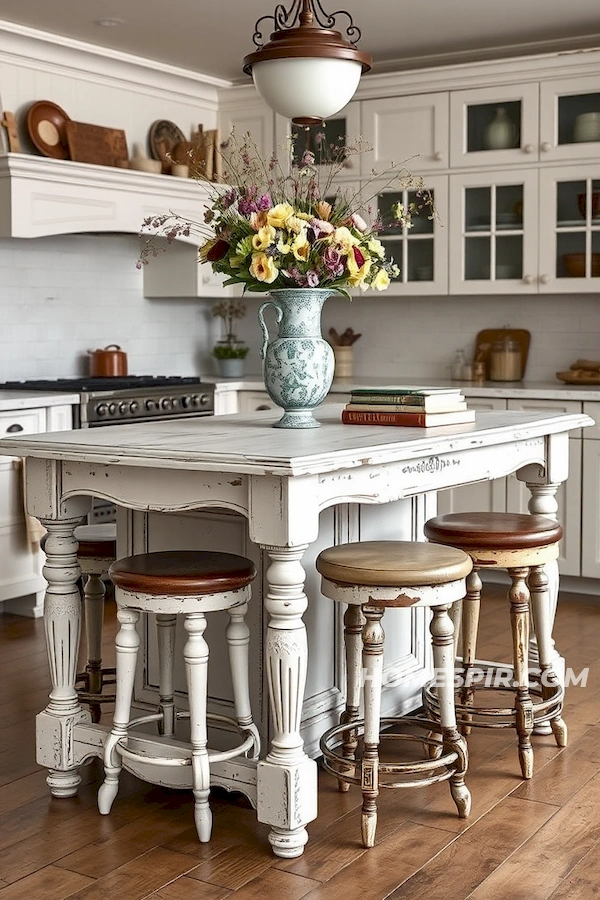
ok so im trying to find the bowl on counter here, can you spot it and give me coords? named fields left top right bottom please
left=562, top=252, right=600, bottom=277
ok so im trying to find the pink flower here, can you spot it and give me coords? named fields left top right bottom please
left=350, top=213, right=368, bottom=233
left=310, top=218, right=335, bottom=237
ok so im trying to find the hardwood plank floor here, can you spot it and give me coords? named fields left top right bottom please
left=1, top=584, right=599, bottom=899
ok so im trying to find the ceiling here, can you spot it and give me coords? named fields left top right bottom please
left=1, top=0, right=600, bottom=83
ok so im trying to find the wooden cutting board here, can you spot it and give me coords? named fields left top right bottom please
left=66, top=121, right=128, bottom=167
left=473, top=328, right=531, bottom=380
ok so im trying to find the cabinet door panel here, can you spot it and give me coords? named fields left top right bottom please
left=540, top=75, right=600, bottom=163
left=582, top=440, right=600, bottom=578
left=362, top=93, right=449, bottom=173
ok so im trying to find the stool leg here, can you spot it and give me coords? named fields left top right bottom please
left=430, top=605, right=471, bottom=819
left=156, top=614, right=177, bottom=736
left=226, top=600, right=260, bottom=759
left=449, top=600, right=462, bottom=661
left=529, top=564, right=567, bottom=748
left=98, top=606, right=140, bottom=815
left=508, top=567, right=535, bottom=779
left=84, top=572, right=106, bottom=724
left=338, top=603, right=365, bottom=792
left=460, top=567, right=482, bottom=736
left=361, top=606, right=384, bottom=848
left=183, top=612, right=212, bottom=843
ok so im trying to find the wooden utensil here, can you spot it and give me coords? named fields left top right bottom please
left=473, top=328, right=530, bottom=380
left=66, top=122, right=128, bottom=167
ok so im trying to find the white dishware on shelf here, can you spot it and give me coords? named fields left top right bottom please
left=573, top=112, right=600, bottom=143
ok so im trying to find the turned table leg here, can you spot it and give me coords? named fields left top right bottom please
left=256, top=545, right=318, bottom=859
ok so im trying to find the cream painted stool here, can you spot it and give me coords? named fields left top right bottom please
left=316, top=541, right=473, bottom=848
left=98, top=550, right=260, bottom=843
left=423, top=512, right=565, bottom=779
left=74, top=523, right=117, bottom=723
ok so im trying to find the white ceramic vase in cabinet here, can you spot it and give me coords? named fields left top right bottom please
left=448, top=169, right=538, bottom=294
left=539, top=75, right=600, bottom=163
left=449, top=81, right=539, bottom=167
left=361, top=93, right=449, bottom=174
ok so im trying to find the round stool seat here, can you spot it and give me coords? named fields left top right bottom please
left=424, top=512, right=563, bottom=551
left=109, top=550, right=256, bottom=596
left=316, top=541, right=473, bottom=588
left=75, top=523, right=117, bottom=561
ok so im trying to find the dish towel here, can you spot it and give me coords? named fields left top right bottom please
left=15, top=458, right=47, bottom=550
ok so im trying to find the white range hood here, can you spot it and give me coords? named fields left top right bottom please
left=0, top=152, right=212, bottom=240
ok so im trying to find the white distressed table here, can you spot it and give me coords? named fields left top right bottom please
left=0, top=405, right=591, bottom=858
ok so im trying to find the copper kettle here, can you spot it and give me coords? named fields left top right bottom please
left=88, top=345, right=128, bottom=377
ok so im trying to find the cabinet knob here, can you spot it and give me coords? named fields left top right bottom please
left=540, top=141, right=551, bottom=153
left=523, top=274, right=534, bottom=285
left=433, top=151, right=444, bottom=161
left=539, top=273, right=550, bottom=284
left=523, top=143, right=534, bottom=154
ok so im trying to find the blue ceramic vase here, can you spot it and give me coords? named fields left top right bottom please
left=258, top=288, right=336, bottom=428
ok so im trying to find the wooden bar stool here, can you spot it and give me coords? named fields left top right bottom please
left=98, top=550, right=260, bottom=843
left=316, top=541, right=473, bottom=848
left=423, top=512, right=565, bottom=779
left=74, top=523, right=117, bottom=723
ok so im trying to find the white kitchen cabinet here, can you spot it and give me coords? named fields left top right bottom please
left=370, top=176, right=448, bottom=295
left=448, top=169, right=538, bottom=294
left=237, top=390, right=279, bottom=413
left=134, top=497, right=427, bottom=757
left=449, top=82, right=540, bottom=167
left=538, top=165, right=600, bottom=293
left=0, top=402, right=73, bottom=617
left=274, top=102, right=362, bottom=181
left=362, top=93, right=450, bottom=174
left=539, top=75, right=600, bottom=163
left=581, top=402, right=600, bottom=579
left=218, top=93, right=275, bottom=164
left=141, top=240, right=234, bottom=299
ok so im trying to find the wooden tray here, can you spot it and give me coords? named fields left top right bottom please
left=556, top=370, right=600, bottom=385
left=65, top=121, right=128, bottom=167
left=473, top=328, right=531, bottom=380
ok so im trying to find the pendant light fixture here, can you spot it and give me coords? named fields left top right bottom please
left=243, top=0, right=372, bottom=126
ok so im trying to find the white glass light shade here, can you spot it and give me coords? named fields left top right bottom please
left=252, top=56, right=362, bottom=121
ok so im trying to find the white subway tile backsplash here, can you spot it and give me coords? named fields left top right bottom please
left=0, top=234, right=599, bottom=383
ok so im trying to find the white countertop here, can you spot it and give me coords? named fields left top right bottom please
left=209, top=375, right=600, bottom=402
left=0, top=391, right=80, bottom=411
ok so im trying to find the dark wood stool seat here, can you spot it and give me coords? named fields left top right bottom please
left=316, top=540, right=473, bottom=848
left=73, top=523, right=118, bottom=722
left=99, top=549, right=260, bottom=845
left=423, top=511, right=565, bottom=780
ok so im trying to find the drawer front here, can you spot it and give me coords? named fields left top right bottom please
left=506, top=398, right=583, bottom=439
left=237, top=391, right=280, bottom=413
left=583, top=402, right=600, bottom=440
left=0, top=408, right=46, bottom=440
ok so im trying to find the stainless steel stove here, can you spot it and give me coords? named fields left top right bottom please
left=0, top=376, right=215, bottom=427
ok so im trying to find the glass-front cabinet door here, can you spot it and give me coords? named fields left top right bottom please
left=449, top=170, right=538, bottom=294
left=539, top=165, right=600, bottom=293
left=274, top=102, right=361, bottom=182
left=450, top=83, right=539, bottom=167
left=367, top=175, right=448, bottom=295
left=540, top=76, right=600, bottom=162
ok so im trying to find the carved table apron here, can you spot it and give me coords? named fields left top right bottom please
left=0, top=405, right=591, bottom=859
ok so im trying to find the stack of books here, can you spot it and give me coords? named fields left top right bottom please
left=341, top=386, right=476, bottom=427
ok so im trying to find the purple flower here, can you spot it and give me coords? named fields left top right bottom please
left=257, top=193, right=272, bottom=210
left=306, top=270, right=320, bottom=287
left=323, top=247, right=343, bottom=273
left=301, top=150, right=315, bottom=166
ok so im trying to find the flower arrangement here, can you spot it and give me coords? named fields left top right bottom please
left=140, top=131, right=435, bottom=299
left=212, top=299, right=249, bottom=360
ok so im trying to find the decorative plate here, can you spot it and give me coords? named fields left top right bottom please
left=148, top=120, right=186, bottom=162
left=26, top=100, right=71, bottom=159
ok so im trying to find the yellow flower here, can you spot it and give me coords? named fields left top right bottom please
left=346, top=247, right=372, bottom=286
left=277, top=234, right=292, bottom=255
left=291, top=231, right=310, bottom=262
left=316, top=200, right=332, bottom=221
left=371, top=268, right=391, bottom=291
left=286, top=215, right=307, bottom=234
left=250, top=252, right=278, bottom=283
left=333, top=226, right=359, bottom=254
left=367, top=238, right=385, bottom=259
left=252, top=224, right=276, bottom=251
left=267, top=203, right=294, bottom=229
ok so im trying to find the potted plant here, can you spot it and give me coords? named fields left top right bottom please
left=212, top=299, right=249, bottom=377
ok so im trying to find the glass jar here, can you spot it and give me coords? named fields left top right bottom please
left=489, top=336, right=522, bottom=381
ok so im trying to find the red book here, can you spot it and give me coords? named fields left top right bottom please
left=341, top=408, right=476, bottom=427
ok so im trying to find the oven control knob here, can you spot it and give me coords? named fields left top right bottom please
left=96, top=403, right=109, bottom=417
left=145, top=399, right=156, bottom=412
left=191, top=394, right=201, bottom=407
left=118, top=402, right=129, bottom=415
left=181, top=395, right=191, bottom=408
left=199, top=393, right=210, bottom=407
left=161, top=398, right=172, bottom=410
left=129, top=401, right=139, bottom=414
left=108, top=403, right=118, bottom=416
